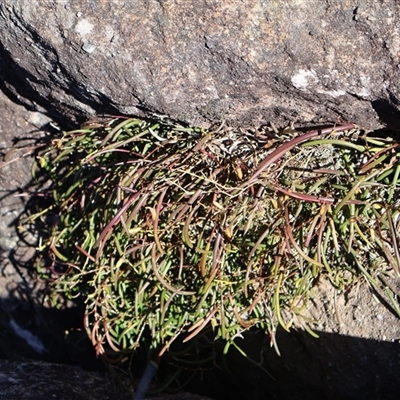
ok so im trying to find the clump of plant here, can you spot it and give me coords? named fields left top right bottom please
left=21, top=117, right=400, bottom=384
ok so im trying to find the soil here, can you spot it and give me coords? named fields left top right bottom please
left=0, top=88, right=399, bottom=400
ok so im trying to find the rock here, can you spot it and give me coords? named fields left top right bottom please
left=0, top=359, right=130, bottom=400
left=0, top=359, right=214, bottom=400
left=1, top=0, right=400, bottom=129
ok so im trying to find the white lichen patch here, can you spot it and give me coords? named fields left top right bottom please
left=291, top=69, right=319, bottom=90
left=317, top=88, right=346, bottom=98
left=292, top=69, right=346, bottom=98
left=75, top=18, right=94, bottom=36
left=357, top=75, right=371, bottom=98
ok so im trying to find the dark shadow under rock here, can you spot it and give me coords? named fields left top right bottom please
left=181, top=328, right=400, bottom=400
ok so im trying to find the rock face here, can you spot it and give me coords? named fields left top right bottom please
left=1, top=0, right=400, bottom=129
left=1, top=12, right=400, bottom=399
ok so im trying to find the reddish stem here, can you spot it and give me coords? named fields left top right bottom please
left=245, top=123, right=355, bottom=184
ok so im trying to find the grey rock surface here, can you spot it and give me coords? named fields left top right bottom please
left=1, top=0, right=400, bottom=129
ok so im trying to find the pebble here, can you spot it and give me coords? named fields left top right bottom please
left=82, top=43, right=96, bottom=54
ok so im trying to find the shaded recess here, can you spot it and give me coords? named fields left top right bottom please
left=0, top=41, right=124, bottom=126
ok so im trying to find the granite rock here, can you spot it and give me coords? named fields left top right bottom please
left=1, top=0, right=400, bottom=128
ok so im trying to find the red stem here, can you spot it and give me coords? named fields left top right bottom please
left=246, top=123, right=355, bottom=184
